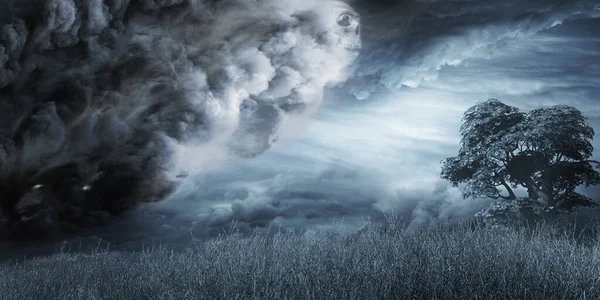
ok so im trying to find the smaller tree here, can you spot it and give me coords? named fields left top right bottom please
left=441, top=99, right=600, bottom=211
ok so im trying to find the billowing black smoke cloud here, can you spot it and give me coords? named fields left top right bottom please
left=0, top=0, right=361, bottom=240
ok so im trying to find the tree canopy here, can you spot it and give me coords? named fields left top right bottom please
left=441, top=99, right=600, bottom=211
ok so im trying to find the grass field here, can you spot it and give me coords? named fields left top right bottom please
left=1, top=218, right=599, bottom=300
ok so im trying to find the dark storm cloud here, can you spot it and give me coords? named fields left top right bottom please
left=0, top=0, right=362, bottom=240
left=344, top=0, right=600, bottom=99
left=420, top=17, right=600, bottom=99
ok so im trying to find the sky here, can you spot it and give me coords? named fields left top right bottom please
left=1, top=0, right=600, bottom=257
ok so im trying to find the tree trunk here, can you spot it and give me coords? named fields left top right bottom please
left=539, top=172, right=555, bottom=207
left=523, top=177, right=539, bottom=200
left=542, top=181, right=555, bottom=207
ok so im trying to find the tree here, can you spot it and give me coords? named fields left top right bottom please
left=441, top=99, right=600, bottom=211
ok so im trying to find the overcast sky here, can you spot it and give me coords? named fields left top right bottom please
left=2, top=0, right=600, bottom=256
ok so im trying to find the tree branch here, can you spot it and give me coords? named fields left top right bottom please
left=497, top=193, right=510, bottom=200
left=499, top=179, right=516, bottom=200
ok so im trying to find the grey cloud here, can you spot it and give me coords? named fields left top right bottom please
left=0, top=21, right=28, bottom=87
left=345, top=0, right=600, bottom=99
left=116, top=156, right=487, bottom=249
left=86, top=0, right=110, bottom=33
left=43, top=0, right=77, bottom=33
left=414, top=16, right=600, bottom=115
left=141, top=0, right=185, bottom=11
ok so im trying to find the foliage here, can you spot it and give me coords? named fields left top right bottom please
left=441, top=99, right=600, bottom=210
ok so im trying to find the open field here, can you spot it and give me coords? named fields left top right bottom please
left=1, top=219, right=599, bottom=300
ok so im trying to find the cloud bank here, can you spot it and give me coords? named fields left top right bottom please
left=0, top=0, right=361, bottom=240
